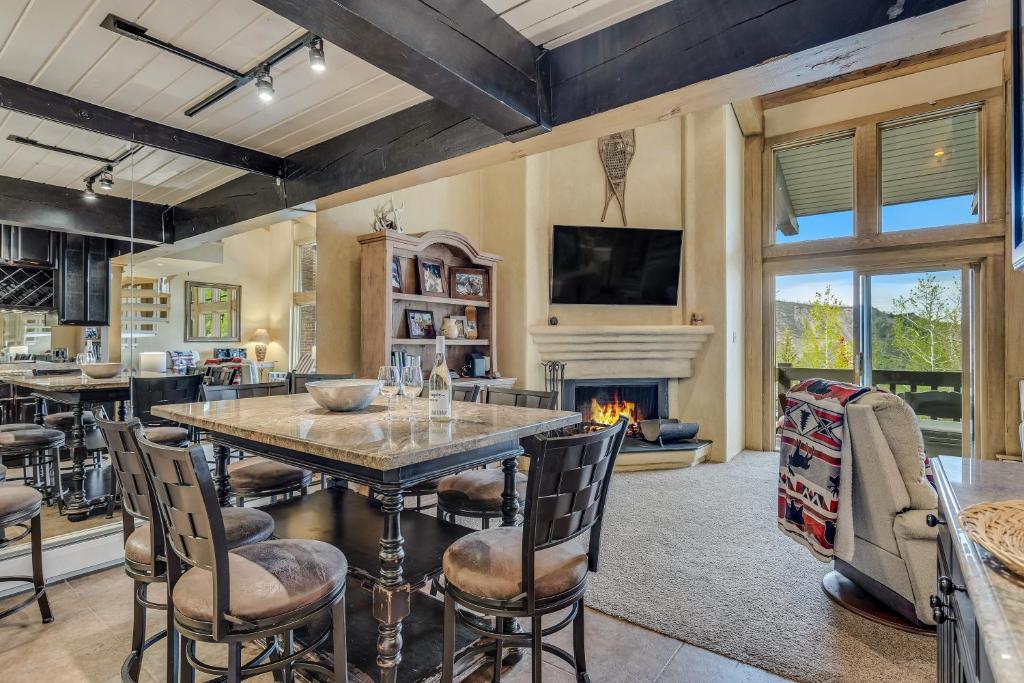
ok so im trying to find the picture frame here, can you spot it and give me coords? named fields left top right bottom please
left=443, top=315, right=468, bottom=339
left=405, top=309, right=436, bottom=339
left=391, top=255, right=403, bottom=292
left=184, top=281, right=241, bottom=342
left=450, top=266, right=489, bottom=301
left=416, top=256, right=447, bottom=297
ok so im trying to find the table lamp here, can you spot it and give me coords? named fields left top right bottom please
left=249, top=328, right=271, bottom=362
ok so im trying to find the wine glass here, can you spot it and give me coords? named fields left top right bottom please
left=378, top=366, right=402, bottom=421
left=401, top=366, right=423, bottom=419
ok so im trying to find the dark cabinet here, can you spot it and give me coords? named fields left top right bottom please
left=56, top=233, right=109, bottom=326
left=1, top=225, right=57, bottom=268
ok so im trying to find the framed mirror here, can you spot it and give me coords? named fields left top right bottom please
left=184, top=281, right=241, bottom=342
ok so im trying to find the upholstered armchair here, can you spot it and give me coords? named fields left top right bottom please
left=841, top=392, right=939, bottom=627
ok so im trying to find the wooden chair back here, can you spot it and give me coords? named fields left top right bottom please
left=453, top=384, right=481, bottom=403
left=288, top=372, right=355, bottom=394
left=486, top=387, right=557, bottom=410
left=202, top=381, right=288, bottom=402
left=131, top=374, right=204, bottom=426
left=520, top=417, right=628, bottom=606
left=204, top=366, right=239, bottom=386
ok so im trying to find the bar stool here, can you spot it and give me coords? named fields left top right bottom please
left=0, top=482, right=54, bottom=624
left=97, top=417, right=276, bottom=683
left=441, top=418, right=628, bottom=683
left=0, top=425, right=65, bottom=505
left=436, top=387, right=557, bottom=527
left=137, top=436, right=349, bottom=682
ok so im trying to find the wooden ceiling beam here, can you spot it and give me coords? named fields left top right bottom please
left=249, top=0, right=548, bottom=140
left=0, top=76, right=285, bottom=177
left=0, top=176, right=167, bottom=244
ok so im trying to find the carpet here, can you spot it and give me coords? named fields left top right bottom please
left=585, top=451, right=936, bottom=683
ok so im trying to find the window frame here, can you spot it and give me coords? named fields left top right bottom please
left=290, top=239, right=317, bottom=369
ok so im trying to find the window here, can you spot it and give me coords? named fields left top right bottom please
left=291, top=241, right=317, bottom=368
left=880, top=108, right=980, bottom=231
left=773, top=134, right=854, bottom=243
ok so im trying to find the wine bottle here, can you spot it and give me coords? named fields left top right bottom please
left=429, top=336, right=453, bottom=422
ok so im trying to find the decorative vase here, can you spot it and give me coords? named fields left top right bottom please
left=465, top=306, right=479, bottom=340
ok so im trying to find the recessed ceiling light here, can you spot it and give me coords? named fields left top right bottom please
left=309, top=36, right=326, bottom=72
left=255, top=69, right=274, bottom=102
left=933, top=149, right=946, bottom=158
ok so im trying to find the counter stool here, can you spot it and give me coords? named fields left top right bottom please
left=0, top=426, right=65, bottom=505
left=137, top=437, right=348, bottom=683
left=0, top=483, right=53, bottom=624
left=97, top=417, right=276, bottom=683
left=441, top=418, right=628, bottom=683
left=436, top=387, right=556, bottom=527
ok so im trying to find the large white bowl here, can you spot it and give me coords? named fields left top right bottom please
left=81, top=362, right=123, bottom=379
left=306, top=379, right=381, bottom=412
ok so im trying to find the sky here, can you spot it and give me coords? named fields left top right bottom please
left=775, top=194, right=977, bottom=244
left=775, top=269, right=961, bottom=312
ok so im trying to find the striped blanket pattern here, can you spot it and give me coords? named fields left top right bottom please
left=777, top=378, right=872, bottom=561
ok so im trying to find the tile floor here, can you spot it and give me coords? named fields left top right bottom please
left=0, top=566, right=790, bottom=682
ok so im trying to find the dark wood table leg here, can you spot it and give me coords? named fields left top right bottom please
left=33, top=396, right=44, bottom=425
left=213, top=443, right=232, bottom=507
left=375, top=487, right=410, bottom=683
left=500, top=452, right=525, bottom=663
left=64, top=402, right=89, bottom=522
left=116, top=400, right=127, bottom=421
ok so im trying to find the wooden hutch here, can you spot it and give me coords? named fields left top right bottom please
left=358, top=230, right=501, bottom=381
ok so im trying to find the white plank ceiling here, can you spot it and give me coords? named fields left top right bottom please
left=0, top=0, right=666, bottom=207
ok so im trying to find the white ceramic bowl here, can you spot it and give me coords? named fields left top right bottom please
left=306, top=379, right=381, bottom=412
left=81, top=362, right=123, bottom=379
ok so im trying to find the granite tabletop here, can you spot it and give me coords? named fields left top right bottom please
left=153, top=393, right=580, bottom=470
left=6, top=370, right=167, bottom=392
left=936, top=456, right=1024, bottom=682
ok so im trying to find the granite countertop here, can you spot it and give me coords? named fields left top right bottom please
left=936, top=456, right=1024, bottom=682
left=6, top=370, right=166, bottom=392
left=153, top=393, right=580, bottom=470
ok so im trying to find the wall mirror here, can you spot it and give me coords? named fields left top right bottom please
left=184, top=281, right=241, bottom=342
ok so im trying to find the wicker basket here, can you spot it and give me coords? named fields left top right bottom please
left=959, top=500, right=1024, bottom=577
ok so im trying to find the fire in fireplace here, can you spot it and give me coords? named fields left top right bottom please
left=565, top=379, right=669, bottom=439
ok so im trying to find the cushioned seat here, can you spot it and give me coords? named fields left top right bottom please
left=0, top=485, right=42, bottom=520
left=437, top=469, right=527, bottom=511
left=125, top=506, right=276, bottom=566
left=228, top=457, right=310, bottom=493
left=0, top=423, right=42, bottom=432
left=443, top=527, right=588, bottom=601
left=172, top=539, right=347, bottom=622
left=0, top=428, right=64, bottom=449
left=43, top=411, right=96, bottom=429
left=142, top=426, right=190, bottom=446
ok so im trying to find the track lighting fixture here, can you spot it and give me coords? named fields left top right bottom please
left=255, top=69, right=274, bottom=102
left=309, top=36, right=326, bottom=72
left=98, top=166, right=114, bottom=191
left=83, top=180, right=97, bottom=199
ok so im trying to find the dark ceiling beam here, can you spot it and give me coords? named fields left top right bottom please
left=0, top=176, right=167, bottom=244
left=0, top=76, right=285, bottom=177
left=249, top=0, right=548, bottom=140
left=173, top=0, right=970, bottom=238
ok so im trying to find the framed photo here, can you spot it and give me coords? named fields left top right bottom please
left=391, top=255, right=403, bottom=292
left=465, top=319, right=478, bottom=339
left=450, top=267, right=489, bottom=301
left=443, top=315, right=468, bottom=339
left=416, top=256, right=447, bottom=297
left=405, top=309, right=436, bottom=339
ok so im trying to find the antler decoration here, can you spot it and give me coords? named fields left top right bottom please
left=598, top=130, right=635, bottom=224
left=370, top=198, right=405, bottom=232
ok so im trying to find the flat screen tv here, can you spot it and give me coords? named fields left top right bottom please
left=550, top=225, right=682, bottom=306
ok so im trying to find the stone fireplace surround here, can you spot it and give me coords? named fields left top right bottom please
left=529, top=324, right=714, bottom=469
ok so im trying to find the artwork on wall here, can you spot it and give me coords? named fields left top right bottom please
left=184, top=281, right=241, bottom=342
left=416, top=256, right=447, bottom=297
left=598, top=129, right=636, bottom=225
left=391, top=255, right=403, bottom=292
left=449, top=267, right=489, bottom=301
left=371, top=198, right=405, bottom=232
left=405, top=309, right=436, bottom=339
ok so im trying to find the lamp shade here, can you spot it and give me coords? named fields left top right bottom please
left=139, top=352, right=167, bottom=373
left=249, top=328, right=271, bottom=344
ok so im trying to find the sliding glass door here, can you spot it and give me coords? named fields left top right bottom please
left=773, top=264, right=975, bottom=457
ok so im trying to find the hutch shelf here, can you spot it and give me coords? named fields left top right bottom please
left=358, top=230, right=501, bottom=380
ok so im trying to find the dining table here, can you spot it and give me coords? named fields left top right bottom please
left=5, top=370, right=166, bottom=520
left=153, top=393, right=580, bottom=682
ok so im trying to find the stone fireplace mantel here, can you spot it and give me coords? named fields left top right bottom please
left=528, top=324, right=714, bottom=380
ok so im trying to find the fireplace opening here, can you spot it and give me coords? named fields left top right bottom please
left=575, top=384, right=659, bottom=438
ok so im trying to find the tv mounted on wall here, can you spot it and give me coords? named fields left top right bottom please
left=550, top=225, right=682, bottom=306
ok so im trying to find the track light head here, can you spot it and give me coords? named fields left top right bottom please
left=255, top=69, right=274, bottom=102
left=83, top=180, right=97, bottom=199
left=309, top=36, right=326, bottom=72
left=98, top=166, right=114, bottom=191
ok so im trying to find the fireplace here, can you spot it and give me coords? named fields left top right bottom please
left=562, top=378, right=670, bottom=450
